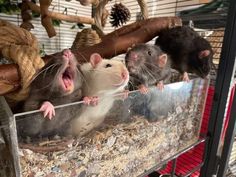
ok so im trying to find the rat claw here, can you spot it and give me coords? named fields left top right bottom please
left=138, top=85, right=149, bottom=94
left=122, top=90, right=129, bottom=99
left=52, top=109, right=56, bottom=117
left=83, top=96, right=91, bottom=105
left=48, top=112, right=52, bottom=120
left=40, top=101, right=55, bottom=120
left=43, top=109, right=48, bottom=118
left=183, top=72, right=190, bottom=82
left=156, top=81, right=164, bottom=91
left=91, top=96, right=99, bottom=106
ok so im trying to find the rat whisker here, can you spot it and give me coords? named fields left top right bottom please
left=128, top=80, right=135, bottom=90
left=49, top=63, right=60, bottom=74
left=33, top=82, right=54, bottom=92
left=31, top=64, right=59, bottom=82
left=76, top=52, right=89, bottom=63
left=76, top=67, right=90, bottom=89
left=141, top=65, right=156, bottom=81
left=143, top=62, right=161, bottom=70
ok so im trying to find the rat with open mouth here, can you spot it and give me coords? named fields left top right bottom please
left=17, top=49, right=83, bottom=139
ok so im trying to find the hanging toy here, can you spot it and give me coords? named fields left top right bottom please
left=110, top=3, right=131, bottom=27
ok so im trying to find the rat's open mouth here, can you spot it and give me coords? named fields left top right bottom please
left=61, top=67, right=75, bottom=91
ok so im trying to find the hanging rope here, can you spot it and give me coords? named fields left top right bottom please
left=0, top=20, right=45, bottom=101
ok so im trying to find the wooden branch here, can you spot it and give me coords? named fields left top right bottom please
left=0, top=17, right=181, bottom=96
left=93, top=0, right=109, bottom=31
left=78, top=0, right=99, bottom=6
left=0, top=64, right=20, bottom=95
left=20, top=0, right=34, bottom=31
left=39, top=0, right=56, bottom=38
left=27, top=1, right=95, bottom=25
left=19, top=138, right=74, bottom=153
left=137, top=0, right=149, bottom=19
left=74, top=17, right=182, bottom=60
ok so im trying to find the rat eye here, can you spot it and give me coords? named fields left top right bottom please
left=147, top=50, right=152, bottom=56
left=105, top=64, right=112, bottom=68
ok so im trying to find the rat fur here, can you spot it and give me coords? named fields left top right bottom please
left=125, top=43, right=171, bottom=92
left=71, top=53, right=129, bottom=136
left=17, top=49, right=83, bottom=139
left=155, top=26, right=213, bottom=80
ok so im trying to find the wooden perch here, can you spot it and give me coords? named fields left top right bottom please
left=39, top=0, right=56, bottom=38
left=0, top=64, right=20, bottom=95
left=73, top=17, right=182, bottom=60
left=0, top=17, right=181, bottom=96
left=26, top=1, right=95, bottom=25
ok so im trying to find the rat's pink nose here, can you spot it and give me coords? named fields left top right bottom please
left=121, top=70, right=128, bottom=80
left=130, top=52, right=138, bottom=61
left=63, top=49, right=73, bottom=60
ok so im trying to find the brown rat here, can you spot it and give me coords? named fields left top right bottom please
left=155, top=26, right=214, bottom=81
left=17, top=49, right=83, bottom=139
left=71, top=53, right=129, bottom=136
left=125, top=43, right=171, bottom=93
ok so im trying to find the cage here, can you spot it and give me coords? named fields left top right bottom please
left=0, top=78, right=208, bottom=176
left=1, top=0, right=236, bottom=177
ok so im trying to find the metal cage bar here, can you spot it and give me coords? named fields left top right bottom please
left=200, top=0, right=236, bottom=176
left=217, top=84, right=236, bottom=176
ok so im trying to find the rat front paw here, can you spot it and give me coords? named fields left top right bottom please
left=83, top=96, right=99, bottom=106
left=156, top=81, right=164, bottom=90
left=138, top=84, right=149, bottom=94
left=122, top=89, right=130, bottom=99
left=183, top=72, right=190, bottom=82
left=39, top=101, right=55, bottom=120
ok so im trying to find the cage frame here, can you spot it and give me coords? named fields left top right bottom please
left=1, top=0, right=236, bottom=176
left=200, top=0, right=236, bottom=176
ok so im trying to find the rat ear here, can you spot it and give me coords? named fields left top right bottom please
left=90, top=53, right=102, bottom=68
left=199, top=50, right=210, bottom=59
left=158, top=54, right=167, bottom=68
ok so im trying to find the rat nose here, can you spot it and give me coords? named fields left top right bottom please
left=63, top=49, right=73, bottom=60
left=130, top=52, right=138, bottom=61
left=121, top=69, right=128, bottom=80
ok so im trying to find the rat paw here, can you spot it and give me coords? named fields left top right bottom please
left=183, top=72, right=190, bottom=82
left=122, top=90, right=130, bottom=99
left=83, top=96, right=92, bottom=105
left=138, top=84, right=149, bottom=94
left=91, top=96, right=99, bottom=106
left=156, top=81, right=164, bottom=90
left=83, top=96, right=99, bottom=106
left=39, top=101, right=55, bottom=120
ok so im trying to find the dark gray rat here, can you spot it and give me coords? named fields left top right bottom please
left=125, top=43, right=171, bottom=93
left=16, top=49, right=83, bottom=139
left=155, top=26, right=214, bottom=81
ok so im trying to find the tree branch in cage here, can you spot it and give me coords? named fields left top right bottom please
left=73, top=17, right=182, bottom=60
left=0, top=16, right=181, bottom=97
left=26, top=1, right=95, bottom=37
left=19, top=138, right=74, bottom=153
left=39, top=0, right=56, bottom=38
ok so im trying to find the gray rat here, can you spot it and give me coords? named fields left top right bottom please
left=17, top=49, right=83, bottom=139
left=71, top=53, right=129, bottom=136
left=155, top=26, right=214, bottom=81
left=125, top=43, right=171, bottom=93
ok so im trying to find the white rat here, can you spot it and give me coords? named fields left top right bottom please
left=71, top=53, right=129, bottom=136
